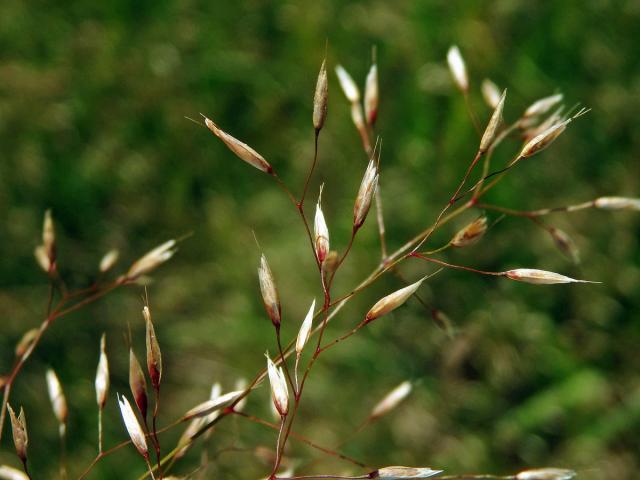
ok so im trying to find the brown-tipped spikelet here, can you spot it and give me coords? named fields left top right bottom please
left=42, top=209, right=56, bottom=264
left=364, top=62, right=379, bottom=126
left=370, top=381, right=412, bottom=419
left=46, top=369, right=68, bottom=434
left=117, top=394, right=148, bottom=458
left=594, top=196, right=640, bottom=211
left=479, top=90, right=506, bottom=153
left=481, top=79, right=501, bottom=109
left=266, top=354, right=289, bottom=416
left=0, top=465, right=29, bottom=480
left=447, top=45, right=468, bottom=92
left=504, top=268, right=598, bottom=285
left=126, top=239, right=176, bottom=280
left=314, top=186, right=330, bottom=263
left=8, top=405, right=28, bottom=463
left=354, top=159, right=379, bottom=229
left=451, top=216, right=488, bottom=248
left=144, top=306, right=162, bottom=390
left=296, top=299, right=316, bottom=355
left=365, top=276, right=426, bottom=322
left=313, top=59, right=328, bottom=131
left=375, top=466, right=443, bottom=479
left=14, top=328, right=38, bottom=358
left=99, top=249, right=119, bottom=273
left=335, top=64, right=360, bottom=103
left=129, top=347, right=148, bottom=422
left=524, top=93, right=563, bottom=118
left=95, top=333, right=110, bottom=410
left=203, top=116, right=273, bottom=174
left=516, top=468, right=576, bottom=480
left=258, top=254, right=281, bottom=329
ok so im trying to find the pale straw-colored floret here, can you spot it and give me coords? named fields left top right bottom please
left=370, top=381, right=412, bottom=418
left=126, top=239, right=176, bottom=280
left=95, top=334, right=110, bottom=409
left=117, top=394, right=148, bottom=458
left=183, top=389, right=244, bottom=420
left=314, top=186, right=330, bottom=263
left=296, top=299, right=316, bottom=355
left=335, top=64, right=360, bottom=103
left=376, top=466, right=443, bottom=479
left=364, top=63, right=379, bottom=126
left=366, top=276, right=427, bottom=321
left=524, top=93, right=563, bottom=118
left=0, top=465, right=30, bottom=480
left=266, top=354, right=289, bottom=416
left=313, top=59, right=328, bottom=131
left=504, top=268, right=598, bottom=285
left=594, top=196, right=640, bottom=211
left=258, top=254, right=281, bottom=328
left=481, top=79, right=501, bottom=108
left=46, top=369, right=68, bottom=430
left=451, top=217, right=488, bottom=247
left=447, top=45, right=468, bottom=92
left=354, top=159, right=379, bottom=229
left=99, top=249, right=119, bottom=273
left=516, top=468, right=576, bottom=480
left=479, top=90, right=506, bottom=153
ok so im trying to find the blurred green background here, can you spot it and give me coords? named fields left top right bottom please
left=1, top=0, right=639, bottom=478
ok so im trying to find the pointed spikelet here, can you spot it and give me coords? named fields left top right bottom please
left=481, top=79, right=501, bottom=109
left=296, top=299, right=316, bottom=355
left=144, top=306, right=162, bottom=390
left=183, top=389, right=245, bottom=420
left=266, top=354, right=289, bottom=416
left=129, top=347, right=148, bottom=422
left=258, top=254, right=281, bottom=329
left=34, top=245, right=50, bottom=273
left=375, top=466, right=443, bottom=479
left=594, top=196, right=640, bottom=211
left=95, top=333, right=110, bottom=409
left=447, top=45, right=468, bottom=92
left=99, top=249, right=119, bottom=273
left=0, top=465, right=30, bottom=480
left=8, top=405, right=28, bottom=463
left=479, top=90, right=506, bottom=153
left=354, top=159, right=379, bottom=229
left=203, top=116, right=273, bottom=174
left=365, top=277, right=426, bottom=322
left=524, top=93, right=563, bottom=118
left=42, top=209, right=56, bottom=263
left=126, top=239, right=176, bottom=280
left=46, top=369, right=68, bottom=432
left=364, top=62, right=379, bottom=126
left=335, top=65, right=360, bottom=103
left=450, top=217, right=488, bottom=248
left=370, top=381, right=412, bottom=419
left=549, top=227, right=580, bottom=264
left=516, top=468, right=576, bottom=480
left=15, top=328, right=39, bottom=358
left=313, top=59, right=328, bottom=131
left=504, top=269, right=598, bottom=285
left=314, top=186, right=330, bottom=263
left=117, top=394, right=148, bottom=458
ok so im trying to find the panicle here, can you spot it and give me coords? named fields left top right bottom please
left=258, top=254, right=281, bottom=329
left=14, top=328, right=39, bottom=358
left=504, top=268, right=598, bottom=285
left=314, top=186, right=330, bottom=263
left=8, top=405, right=28, bottom=463
left=144, top=306, right=162, bottom=390
left=481, top=79, right=501, bottom=108
left=99, top=249, right=119, bottom=273
left=266, top=354, right=289, bottom=416
left=46, top=369, right=68, bottom=431
left=129, top=347, right=148, bottom=421
left=365, top=276, right=426, bottom=322
left=203, top=116, right=273, bottom=173
left=450, top=216, right=488, bottom=248
left=117, top=394, right=148, bottom=458
left=95, top=333, right=110, bottom=409
left=516, top=468, right=576, bottom=480
left=296, top=299, right=316, bottom=355
left=364, top=62, right=379, bottom=126
left=524, top=93, right=563, bottom=118
left=370, top=381, right=412, bottom=419
left=354, top=159, right=379, bottom=229
left=126, top=239, right=176, bottom=280
left=335, top=64, right=360, bottom=103
left=0, top=465, right=30, bottom=480
left=375, top=466, right=443, bottom=479
left=594, top=196, right=640, bottom=211
left=479, top=89, right=506, bottom=153
left=447, top=45, right=468, bottom=92
left=313, top=59, right=328, bottom=131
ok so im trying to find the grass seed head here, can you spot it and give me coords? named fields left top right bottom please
left=8, top=405, right=28, bottom=463
left=117, top=394, right=148, bottom=458
left=14, top=328, right=39, bottom=358
left=594, top=196, right=640, bottom=211
left=447, top=45, right=468, bottom=92
left=354, top=159, right=379, bottom=229
left=516, top=468, right=576, bottom=480
left=144, top=306, right=162, bottom=390
left=46, top=369, right=68, bottom=430
left=34, top=245, right=50, bottom=273
left=370, top=381, right=412, bottom=419
left=524, top=93, right=564, bottom=118
left=0, top=465, right=30, bottom=480
left=481, top=79, right=501, bottom=108
left=183, top=389, right=244, bottom=420
left=451, top=216, right=488, bottom=248
left=129, top=347, right=148, bottom=421
left=335, top=64, right=360, bottom=103
left=375, top=466, right=443, bottom=479
left=519, top=120, right=568, bottom=158
left=126, top=239, right=176, bottom=280
left=479, top=90, right=506, bottom=153
left=314, top=186, right=330, bottom=263
left=505, top=268, right=598, bottom=285
left=95, top=333, right=110, bottom=409
left=364, top=62, right=379, bottom=126
left=296, top=299, right=316, bottom=355
left=258, top=254, right=281, bottom=329
left=266, top=354, right=289, bottom=416
left=313, top=59, right=328, bottom=131
left=366, top=276, right=426, bottom=322
left=203, top=116, right=273, bottom=173
left=42, top=209, right=56, bottom=263
left=99, top=249, right=119, bottom=273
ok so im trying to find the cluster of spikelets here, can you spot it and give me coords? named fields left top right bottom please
left=2, top=41, right=640, bottom=480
